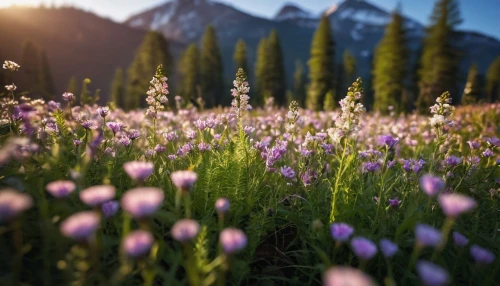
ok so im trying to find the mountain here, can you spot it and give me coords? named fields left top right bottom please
left=0, top=6, right=183, bottom=101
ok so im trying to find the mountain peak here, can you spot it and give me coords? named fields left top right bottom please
left=274, top=3, right=313, bottom=21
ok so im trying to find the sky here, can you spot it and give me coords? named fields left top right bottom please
left=2, top=0, right=499, bottom=39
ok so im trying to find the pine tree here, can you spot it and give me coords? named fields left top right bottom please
left=485, top=57, right=500, bottom=102
left=416, top=0, right=462, bottom=112
left=110, top=67, right=125, bottom=109
left=67, top=76, right=78, bottom=95
left=179, top=44, right=201, bottom=103
left=20, top=40, right=40, bottom=92
left=323, top=90, right=336, bottom=111
left=200, top=26, right=224, bottom=107
left=37, top=50, right=56, bottom=100
left=342, top=49, right=357, bottom=94
left=372, top=10, right=408, bottom=114
left=233, top=39, right=248, bottom=77
left=255, top=37, right=269, bottom=105
left=307, top=16, right=335, bottom=111
left=126, top=31, right=173, bottom=110
left=267, top=30, right=286, bottom=106
left=461, top=63, right=481, bottom=105
left=293, top=60, right=306, bottom=107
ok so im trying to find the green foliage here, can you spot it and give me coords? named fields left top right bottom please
left=126, top=31, right=173, bottom=110
left=461, top=63, right=481, bottom=105
left=292, top=60, right=306, bottom=107
left=485, top=57, right=500, bottom=102
left=266, top=30, right=287, bottom=106
left=233, top=39, right=248, bottom=79
left=254, top=37, right=269, bottom=105
left=79, top=78, right=92, bottom=105
left=373, top=11, right=408, bottom=114
left=66, top=76, right=78, bottom=95
left=179, top=44, right=201, bottom=103
left=416, top=0, right=462, bottom=112
left=307, top=16, right=335, bottom=111
left=323, top=89, right=335, bottom=111
left=341, top=49, right=357, bottom=94
left=200, top=26, right=224, bottom=107
left=110, top=67, right=125, bottom=109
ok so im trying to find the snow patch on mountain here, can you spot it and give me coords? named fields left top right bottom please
left=338, top=7, right=390, bottom=26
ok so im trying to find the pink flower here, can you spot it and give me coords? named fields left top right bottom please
left=79, top=185, right=116, bottom=207
left=220, top=228, right=247, bottom=254
left=170, top=170, right=198, bottom=191
left=0, top=189, right=33, bottom=222
left=60, top=211, right=100, bottom=240
left=420, top=174, right=445, bottom=197
left=323, top=266, right=374, bottom=286
left=46, top=180, right=76, bottom=198
left=438, top=194, right=477, bottom=218
left=123, top=230, right=154, bottom=258
left=215, top=198, right=230, bottom=214
left=171, top=219, right=200, bottom=242
left=123, top=161, right=154, bottom=181
left=121, top=187, right=164, bottom=218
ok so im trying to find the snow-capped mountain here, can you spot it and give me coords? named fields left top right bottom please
left=274, top=3, right=314, bottom=21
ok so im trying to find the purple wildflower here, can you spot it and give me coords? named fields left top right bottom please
left=380, top=238, right=398, bottom=258
left=420, top=174, right=445, bottom=197
left=467, top=140, right=480, bottom=150
left=101, top=200, right=119, bottom=218
left=330, top=223, right=354, bottom=242
left=123, top=161, right=154, bottom=182
left=363, top=162, right=380, bottom=173
left=128, top=129, right=141, bottom=140
left=106, top=121, right=124, bottom=135
left=301, top=169, right=317, bottom=186
left=350, top=237, right=378, bottom=260
left=123, top=230, right=154, bottom=258
left=79, top=185, right=116, bottom=207
left=46, top=180, right=76, bottom=198
left=378, top=135, right=399, bottom=148
left=220, top=228, right=248, bottom=254
left=170, top=170, right=198, bottom=191
left=73, top=139, right=82, bottom=146
left=121, top=187, right=164, bottom=218
left=444, top=155, right=462, bottom=166
left=154, top=144, right=166, bottom=153
left=0, top=190, right=33, bottom=222
left=415, top=223, right=442, bottom=248
left=485, top=136, right=500, bottom=147
left=215, top=198, right=230, bottom=214
left=198, top=142, right=212, bottom=151
left=97, top=106, right=109, bottom=118
left=323, top=267, right=374, bottom=286
left=280, top=166, right=295, bottom=179
left=171, top=219, right=200, bottom=243
left=388, top=197, right=401, bottom=208
left=416, top=260, right=449, bottom=286
left=470, top=245, right=495, bottom=264
left=452, top=231, right=468, bottom=247
left=62, top=92, right=75, bottom=102
left=482, top=149, right=494, bottom=157
left=438, top=194, right=477, bottom=218
left=60, top=211, right=100, bottom=240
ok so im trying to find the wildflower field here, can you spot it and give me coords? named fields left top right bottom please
left=1, top=62, right=499, bottom=286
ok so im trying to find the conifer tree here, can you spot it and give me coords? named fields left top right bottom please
left=267, top=30, right=286, bottom=106
left=200, top=26, right=224, bottom=107
left=461, top=63, right=481, bottom=105
left=126, top=31, right=173, bottom=110
left=37, top=50, right=56, bottom=100
left=307, top=16, right=335, bottom=111
left=255, top=37, right=269, bottom=104
left=233, top=39, right=248, bottom=78
left=342, top=49, right=357, bottom=92
left=373, top=10, right=408, bottom=114
left=416, top=0, right=462, bottom=112
left=323, top=90, right=336, bottom=111
left=293, top=60, right=306, bottom=107
left=179, top=44, right=201, bottom=103
left=486, top=57, right=500, bottom=102
left=20, top=40, right=40, bottom=92
left=67, top=76, right=78, bottom=95
left=110, top=67, right=125, bottom=108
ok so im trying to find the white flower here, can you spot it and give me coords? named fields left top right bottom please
left=5, top=84, right=16, bottom=91
left=3, top=61, right=20, bottom=72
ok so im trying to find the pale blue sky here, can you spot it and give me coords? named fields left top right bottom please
left=2, top=0, right=499, bottom=39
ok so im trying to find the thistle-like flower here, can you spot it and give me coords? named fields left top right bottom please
left=327, top=78, right=366, bottom=143
left=230, top=68, right=250, bottom=119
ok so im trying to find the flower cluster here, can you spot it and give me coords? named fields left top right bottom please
left=429, top=91, right=455, bottom=140
left=145, top=65, right=169, bottom=119
left=230, top=68, right=250, bottom=119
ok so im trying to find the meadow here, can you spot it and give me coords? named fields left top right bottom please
left=0, top=62, right=499, bottom=285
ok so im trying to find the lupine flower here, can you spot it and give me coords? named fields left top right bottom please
left=420, top=174, right=445, bottom=197
left=145, top=65, right=169, bottom=118
left=330, top=223, right=354, bottom=242
left=123, top=161, right=154, bottom=182
left=452, top=231, right=468, bottom=247
left=46, top=180, right=76, bottom=198
left=280, top=166, right=295, bottom=179
left=101, top=200, right=119, bottom=218
left=0, top=189, right=33, bottom=222
left=323, top=266, right=374, bottom=286
left=170, top=170, right=197, bottom=191
left=60, top=211, right=100, bottom=240
left=231, top=68, right=250, bottom=119
left=171, top=219, right=200, bottom=242
left=220, top=228, right=248, bottom=254
left=121, top=187, right=164, bottom=218
left=79, top=185, right=116, bottom=207
left=388, top=197, right=401, bottom=208
left=380, top=238, right=398, bottom=258
left=470, top=245, right=495, bottom=264
left=351, top=237, right=378, bottom=260
left=416, top=260, right=449, bottom=286
left=123, top=230, right=154, bottom=258
left=415, top=224, right=442, bottom=248
left=215, top=198, right=230, bottom=214
left=438, top=194, right=476, bottom=218
left=3, top=60, right=20, bottom=71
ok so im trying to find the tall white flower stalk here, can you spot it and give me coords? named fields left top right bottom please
left=145, top=65, right=169, bottom=146
left=230, top=68, right=250, bottom=125
left=429, top=91, right=455, bottom=162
